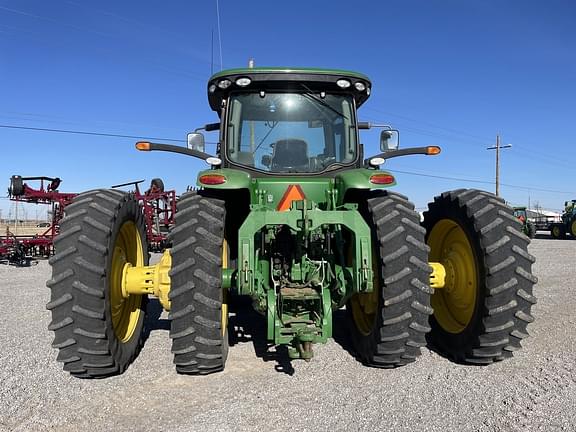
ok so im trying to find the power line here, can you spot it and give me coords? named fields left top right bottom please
left=0, top=110, right=184, bottom=133
left=389, top=168, right=573, bottom=194
left=0, top=5, right=211, bottom=82
left=0, top=5, right=107, bottom=36
left=360, top=114, right=493, bottom=150
left=389, top=169, right=493, bottom=185
left=365, top=107, right=576, bottom=171
left=0, top=124, right=185, bottom=142
left=363, top=113, right=576, bottom=172
left=364, top=106, right=492, bottom=146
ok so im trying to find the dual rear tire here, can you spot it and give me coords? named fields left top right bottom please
left=348, top=189, right=537, bottom=366
left=47, top=189, right=230, bottom=378
left=168, top=191, right=229, bottom=374
left=47, top=190, right=148, bottom=378
left=347, top=191, right=433, bottom=367
left=423, top=189, right=537, bottom=363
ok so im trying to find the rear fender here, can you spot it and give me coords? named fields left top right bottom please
left=334, top=168, right=396, bottom=205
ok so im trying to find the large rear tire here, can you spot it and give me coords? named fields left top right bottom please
left=423, top=189, right=537, bottom=364
left=149, top=178, right=165, bottom=193
left=47, top=190, right=148, bottom=378
left=570, top=219, right=576, bottom=238
left=9, top=175, right=24, bottom=196
left=526, top=222, right=536, bottom=239
left=169, top=191, right=229, bottom=374
left=550, top=224, right=565, bottom=240
left=347, top=191, right=433, bottom=368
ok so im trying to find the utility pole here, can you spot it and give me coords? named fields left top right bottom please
left=487, top=134, right=512, bottom=197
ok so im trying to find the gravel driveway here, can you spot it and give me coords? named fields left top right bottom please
left=1, top=236, right=575, bottom=431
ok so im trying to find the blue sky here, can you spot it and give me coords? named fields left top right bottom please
left=1, top=0, right=575, bottom=220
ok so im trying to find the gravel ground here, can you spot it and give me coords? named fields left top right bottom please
left=1, top=236, right=575, bottom=432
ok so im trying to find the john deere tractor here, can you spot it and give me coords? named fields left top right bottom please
left=47, top=67, right=537, bottom=377
left=550, top=200, right=576, bottom=239
left=513, top=207, right=536, bottom=238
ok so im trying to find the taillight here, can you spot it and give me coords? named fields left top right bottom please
left=369, top=173, right=395, bottom=185
left=199, top=174, right=227, bottom=185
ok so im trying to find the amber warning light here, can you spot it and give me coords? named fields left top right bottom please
left=135, top=141, right=151, bottom=151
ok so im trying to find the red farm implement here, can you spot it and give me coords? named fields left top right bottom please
left=1, top=176, right=175, bottom=266
left=0, top=228, right=38, bottom=266
left=1, top=175, right=77, bottom=265
left=110, top=178, right=176, bottom=252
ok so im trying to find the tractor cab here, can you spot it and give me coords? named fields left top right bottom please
left=513, top=206, right=528, bottom=222
left=199, top=68, right=372, bottom=175
left=181, top=68, right=407, bottom=176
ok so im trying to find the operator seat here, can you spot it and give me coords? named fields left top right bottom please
left=271, top=139, right=309, bottom=171
left=235, top=151, right=255, bottom=166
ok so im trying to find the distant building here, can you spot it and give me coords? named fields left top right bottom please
left=528, top=208, right=561, bottom=230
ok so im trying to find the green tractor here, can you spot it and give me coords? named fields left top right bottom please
left=513, top=206, right=536, bottom=238
left=550, top=199, right=576, bottom=239
left=46, top=67, right=537, bottom=377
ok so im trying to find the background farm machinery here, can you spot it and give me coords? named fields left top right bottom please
left=111, top=178, right=176, bottom=252
left=513, top=206, right=536, bottom=238
left=549, top=199, right=576, bottom=239
left=1, top=175, right=176, bottom=265
left=1, top=175, right=75, bottom=265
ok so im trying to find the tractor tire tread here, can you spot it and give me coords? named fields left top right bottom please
left=47, top=189, right=148, bottom=378
left=422, top=189, right=537, bottom=364
left=169, top=191, right=228, bottom=375
left=350, top=191, right=432, bottom=368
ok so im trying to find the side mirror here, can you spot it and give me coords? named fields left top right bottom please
left=261, top=155, right=271, bottom=167
left=380, top=130, right=399, bottom=151
left=187, top=132, right=205, bottom=153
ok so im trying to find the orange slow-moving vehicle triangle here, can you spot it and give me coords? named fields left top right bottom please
left=277, top=185, right=306, bottom=211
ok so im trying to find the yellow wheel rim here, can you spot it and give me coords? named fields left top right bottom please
left=552, top=226, right=561, bottom=238
left=110, top=221, right=144, bottom=343
left=350, top=246, right=379, bottom=336
left=221, top=239, right=229, bottom=336
left=428, top=219, right=478, bottom=334
left=571, top=221, right=576, bottom=237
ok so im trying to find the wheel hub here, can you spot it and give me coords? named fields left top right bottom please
left=427, top=219, right=478, bottom=334
left=110, top=221, right=145, bottom=343
left=122, top=249, right=172, bottom=311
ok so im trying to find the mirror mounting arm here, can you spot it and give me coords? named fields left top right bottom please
left=136, top=142, right=214, bottom=160
left=195, top=122, right=220, bottom=132
left=357, top=122, right=393, bottom=130
left=365, top=146, right=441, bottom=165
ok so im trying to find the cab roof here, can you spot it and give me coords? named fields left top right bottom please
left=207, top=67, right=372, bottom=112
